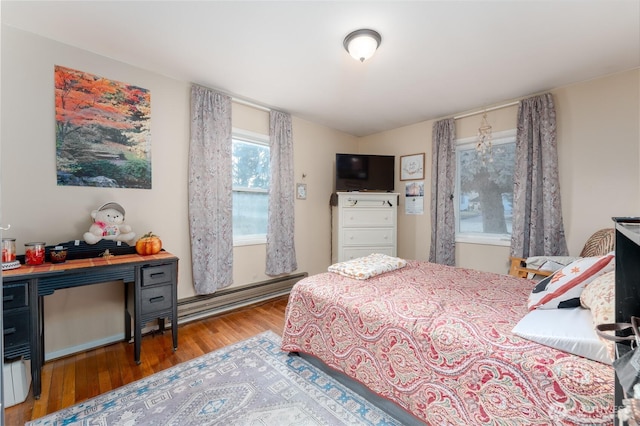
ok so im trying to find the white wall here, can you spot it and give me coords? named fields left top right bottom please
left=2, top=25, right=638, bottom=357
left=554, top=71, right=640, bottom=253
left=1, top=26, right=357, bottom=356
left=361, top=69, right=640, bottom=273
left=2, top=27, right=193, bottom=354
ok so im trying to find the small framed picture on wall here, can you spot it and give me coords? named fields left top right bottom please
left=296, top=183, right=307, bottom=200
left=400, top=153, right=425, bottom=181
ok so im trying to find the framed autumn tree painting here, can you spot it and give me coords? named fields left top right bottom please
left=55, top=65, right=152, bottom=188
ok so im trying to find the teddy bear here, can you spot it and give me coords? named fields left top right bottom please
left=83, top=202, right=136, bottom=245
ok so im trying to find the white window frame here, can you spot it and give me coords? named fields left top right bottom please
left=232, top=128, right=270, bottom=247
left=454, top=129, right=516, bottom=247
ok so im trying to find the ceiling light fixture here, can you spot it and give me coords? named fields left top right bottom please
left=343, top=29, right=381, bottom=62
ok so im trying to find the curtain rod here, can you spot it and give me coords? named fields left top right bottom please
left=453, top=100, right=519, bottom=120
left=193, top=83, right=272, bottom=112
left=232, top=97, right=271, bottom=112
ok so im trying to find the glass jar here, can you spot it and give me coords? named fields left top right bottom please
left=25, top=242, right=46, bottom=265
left=2, top=238, right=16, bottom=263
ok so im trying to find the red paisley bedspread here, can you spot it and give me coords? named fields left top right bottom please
left=281, top=261, right=614, bottom=425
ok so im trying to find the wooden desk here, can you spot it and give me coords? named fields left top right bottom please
left=2, top=251, right=179, bottom=399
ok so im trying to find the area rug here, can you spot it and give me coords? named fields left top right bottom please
left=27, top=330, right=402, bottom=425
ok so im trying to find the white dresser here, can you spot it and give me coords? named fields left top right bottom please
left=332, top=192, right=399, bottom=263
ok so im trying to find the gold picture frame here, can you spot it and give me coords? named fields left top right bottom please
left=400, top=153, right=425, bottom=181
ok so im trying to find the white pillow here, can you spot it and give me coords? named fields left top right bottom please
left=328, top=253, right=407, bottom=280
left=512, top=307, right=611, bottom=365
left=527, top=253, right=615, bottom=311
left=524, top=255, right=580, bottom=275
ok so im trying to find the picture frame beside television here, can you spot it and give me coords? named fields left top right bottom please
left=335, top=153, right=395, bottom=192
left=400, top=153, right=425, bottom=181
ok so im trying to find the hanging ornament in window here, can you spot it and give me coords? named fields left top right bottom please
left=476, top=112, right=493, bottom=165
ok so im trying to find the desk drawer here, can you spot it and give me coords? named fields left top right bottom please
left=140, top=284, right=172, bottom=315
left=141, top=264, right=173, bottom=287
left=3, top=282, right=28, bottom=310
left=4, top=309, right=29, bottom=349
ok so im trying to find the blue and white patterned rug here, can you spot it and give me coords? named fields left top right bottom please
left=27, top=330, right=402, bottom=425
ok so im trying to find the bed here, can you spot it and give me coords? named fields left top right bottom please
left=281, top=259, right=614, bottom=425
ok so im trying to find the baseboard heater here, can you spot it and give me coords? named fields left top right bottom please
left=176, top=272, right=308, bottom=324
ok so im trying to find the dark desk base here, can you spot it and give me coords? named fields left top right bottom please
left=125, top=279, right=178, bottom=364
left=3, top=252, right=179, bottom=398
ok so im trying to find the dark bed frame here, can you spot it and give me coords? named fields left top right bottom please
left=289, top=351, right=425, bottom=425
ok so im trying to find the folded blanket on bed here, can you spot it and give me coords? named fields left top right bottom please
left=328, top=253, right=407, bottom=280
left=526, top=255, right=579, bottom=273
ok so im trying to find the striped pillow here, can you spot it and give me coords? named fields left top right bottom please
left=528, top=253, right=615, bottom=311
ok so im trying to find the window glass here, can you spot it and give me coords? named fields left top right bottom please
left=455, top=130, right=516, bottom=244
left=232, top=130, right=270, bottom=244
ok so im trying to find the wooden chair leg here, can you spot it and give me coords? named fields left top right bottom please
left=509, top=256, right=555, bottom=279
left=509, top=257, right=528, bottom=278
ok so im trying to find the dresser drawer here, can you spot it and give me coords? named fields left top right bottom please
left=342, top=208, right=394, bottom=228
left=342, top=247, right=395, bottom=261
left=4, top=309, right=30, bottom=349
left=141, top=264, right=173, bottom=287
left=343, top=228, right=394, bottom=246
left=140, top=284, right=172, bottom=315
left=3, top=282, right=28, bottom=310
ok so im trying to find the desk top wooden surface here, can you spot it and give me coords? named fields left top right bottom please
left=2, top=251, right=177, bottom=278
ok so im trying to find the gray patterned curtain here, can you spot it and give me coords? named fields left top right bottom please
left=510, top=93, right=568, bottom=258
left=429, top=118, right=456, bottom=266
left=188, top=85, right=233, bottom=294
left=266, top=110, right=297, bottom=275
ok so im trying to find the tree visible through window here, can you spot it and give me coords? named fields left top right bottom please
left=232, top=131, right=270, bottom=243
left=456, top=130, right=516, bottom=241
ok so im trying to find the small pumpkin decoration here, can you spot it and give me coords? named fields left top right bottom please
left=135, top=232, right=162, bottom=255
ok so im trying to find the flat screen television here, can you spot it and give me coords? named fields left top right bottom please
left=335, top=153, right=395, bottom=192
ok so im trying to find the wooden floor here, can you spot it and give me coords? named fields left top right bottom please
left=5, top=295, right=289, bottom=424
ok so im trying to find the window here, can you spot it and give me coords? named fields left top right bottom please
left=232, top=129, right=270, bottom=245
left=455, top=129, right=516, bottom=245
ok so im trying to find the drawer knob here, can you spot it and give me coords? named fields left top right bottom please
left=149, top=296, right=165, bottom=303
left=3, top=295, right=15, bottom=303
left=4, top=327, right=16, bottom=336
left=150, top=272, right=165, bottom=279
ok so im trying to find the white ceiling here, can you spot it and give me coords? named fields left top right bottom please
left=2, top=1, right=639, bottom=137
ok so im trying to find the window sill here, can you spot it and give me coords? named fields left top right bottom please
left=233, top=236, right=267, bottom=247
left=456, top=235, right=511, bottom=247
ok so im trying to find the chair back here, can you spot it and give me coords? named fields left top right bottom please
left=579, top=228, right=615, bottom=257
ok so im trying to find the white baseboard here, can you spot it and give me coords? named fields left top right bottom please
left=45, top=333, right=125, bottom=361
left=45, top=321, right=174, bottom=361
left=43, top=274, right=305, bottom=361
